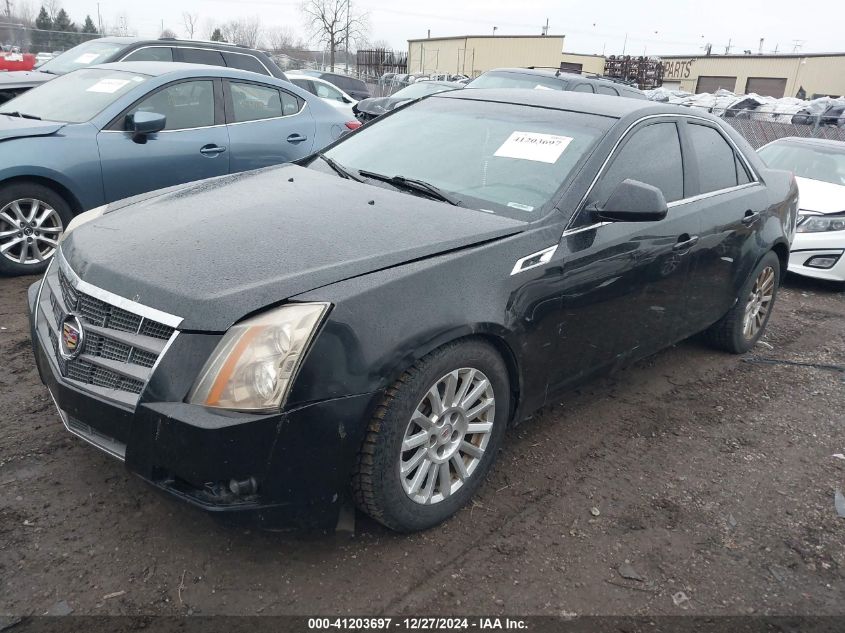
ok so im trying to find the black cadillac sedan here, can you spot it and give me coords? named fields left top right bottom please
left=28, top=90, right=798, bottom=532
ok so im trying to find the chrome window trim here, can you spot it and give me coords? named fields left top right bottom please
left=666, top=182, right=762, bottom=208
left=566, top=113, right=762, bottom=233
left=561, top=221, right=611, bottom=238
left=510, top=245, right=558, bottom=276
left=118, top=45, right=273, bottom=76
left=100, top=123, right=226, bottom=134
left=57, top=250, right=183, bottom=328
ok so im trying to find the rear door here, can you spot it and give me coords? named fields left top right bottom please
left=550, top=118, right=699, bottom=390
left=677, top=119, right=769, bottom=333
left=223, top=79, right=316, bottom=172
left=97, top=78, right=230, bottom=202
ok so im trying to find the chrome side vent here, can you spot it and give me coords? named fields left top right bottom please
left=510, top=245, right=558, bottom=276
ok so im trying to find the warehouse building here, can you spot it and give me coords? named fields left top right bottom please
left=407, top=35, right=566, bottom=77
left=659, top=53, right=845, bottom=98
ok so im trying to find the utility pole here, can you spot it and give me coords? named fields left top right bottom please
left=4, top=0, right=12, bottom=19
left=542, top=18, right=549, bottom=36
left=725, top=38, right=732, bottom=54
left=622, top=32, right=628, bottom=55
left=97, top=3, right=103, bottom=34
left=345, top=0, right=350, bottom=74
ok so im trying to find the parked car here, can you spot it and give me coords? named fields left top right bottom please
left=287, top=72, right=357, bottom=118
left=0, top=62, right=355, bottom=275
left=0, top=36, right=289, bottom=105
left=758, top=137, right=845, bottom=283
left=29, top=90, right=796, bottom=532
left=354, top=80, right=463, bottom=121
left=297, top=69, right=370, bottom=100
left=468, top=68, right=647, bottom=100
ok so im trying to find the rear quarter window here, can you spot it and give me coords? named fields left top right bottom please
left=223, top=52, right=268, bottom=75
left=179, top=48, right=225, bottom=67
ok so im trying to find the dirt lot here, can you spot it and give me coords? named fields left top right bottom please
left=1, top=272, right=843, bottom=619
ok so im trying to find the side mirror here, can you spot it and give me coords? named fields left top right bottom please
left=127, top=111, right=166, bottom=140
left=596, top=179, right=668, bottom=223
left=342, top=96, right=352, bottom=104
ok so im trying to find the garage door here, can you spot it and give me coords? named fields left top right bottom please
left=745, top=77, right=787, bottom=97
left=695, top=76, right=737, bottom=94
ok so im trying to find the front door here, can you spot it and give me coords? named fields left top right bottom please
left=224, top=80, right=316, bottom=173
left=549, top=118, right=700, bottom=391
left=97, top=79, right=230, bottom=202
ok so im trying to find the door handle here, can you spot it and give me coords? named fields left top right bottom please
left=741, top=209, right=761, bottom=226
left=200, top=144, right=227, bottom=156
left=672, top=234, right=699, bottom=252
left=286, top=133, right=308, bottom=144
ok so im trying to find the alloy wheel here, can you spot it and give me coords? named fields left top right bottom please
left=400, top=368, right=495, bottom=505
left=0, top=198, right=63, bottom=265
left=742, top=265, right=776, bottom=339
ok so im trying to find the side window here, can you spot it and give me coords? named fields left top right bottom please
left=223, top=52, right=268, bottom=75
left=597, top=122, right=684, bottom=203
left=736, top=154, right=752, bottom=184
left=572, top=83, right=594, bottom=93
left=231, top=82, right=283, bottom=122
left=122, top=47, right=173, bottom=62
left=687, top=123, right=739, bottom=193
left=179, top=48, right=225, bottom=67
left=315, top=82, right=343, bottom=101
left=280, top=91, right=304, bottom=115
left=597, top=85, right=619, bottom=96
left=127, top=80, right=215, bottom=130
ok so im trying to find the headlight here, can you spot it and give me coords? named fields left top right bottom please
left=188, top=303, right=329, bottom=412
left=796, top=213, right=845, bottom=233
left=58, top=204, right=108, bottom=244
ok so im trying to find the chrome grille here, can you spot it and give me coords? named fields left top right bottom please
left=38, top=259, right=181, bottom=406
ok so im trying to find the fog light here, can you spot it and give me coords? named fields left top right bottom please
left=229, top=476, right=258, bottom=497
left=805, top=255, right=840, bottom=269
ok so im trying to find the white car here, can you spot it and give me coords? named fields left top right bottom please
left=758, top=137, right=845, bottom=283
left=287, top=72, right=356, bottom=118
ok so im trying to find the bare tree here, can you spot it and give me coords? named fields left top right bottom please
left=160, top=28, right=178, bottom=39
left=265, top=26, right=304, bottom=53
left=44, top=0, right=60, bottom=21
left=220, top=16, right=262, bottom=48
left=182, top=12, right=198, bottom=39
left=301, top=0, right=368, bottom=70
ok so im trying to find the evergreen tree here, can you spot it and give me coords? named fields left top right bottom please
left=210, top=28, right=224, bottom=42
left=52, top=9, right=78, bottom=49
left=34, top=6, right=52, bottom=51
left=81, top=15, right=99, bottom=36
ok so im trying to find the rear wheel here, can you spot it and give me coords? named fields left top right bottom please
left=703, top=251, right=780, bottom=353
left=352, top=340, right=510, bottom=532
left=0, top=182, right=73, bottom=276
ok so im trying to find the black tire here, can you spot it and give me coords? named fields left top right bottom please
left=0, top=181, right=73, bottom=276
left=703, top=251, right=781, bottom=353
left=352, top=339, right=510, bottom=532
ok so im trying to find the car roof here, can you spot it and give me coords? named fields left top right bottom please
left=767, top=136, right=845, bottom=150
left=93, top=35, right=259, bottom=52
left=439, top=88, right=680, bottom=119
left=484, top=67, right=642, bottom=91
left=88, top=61, right=286, bottom=82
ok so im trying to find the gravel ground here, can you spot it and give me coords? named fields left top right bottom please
left=1, top=272, right=843, bottom=618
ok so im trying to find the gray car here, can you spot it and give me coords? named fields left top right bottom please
left=0, top=62, right=353, bottom=275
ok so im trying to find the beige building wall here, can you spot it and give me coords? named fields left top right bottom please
left=408, top=36, right=565, bottom=76
left=560, top=53, right=606, bottom=75
left=662, top=55, right=845, bottom=97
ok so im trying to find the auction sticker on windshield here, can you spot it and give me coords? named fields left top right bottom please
left=494, top=131, right=573, bottom=163
left=74, top=53, right=101, bottom=64
left=86, top=78, right=131, bottom=94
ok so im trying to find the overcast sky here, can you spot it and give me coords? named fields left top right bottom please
left=53, top=0, right=838, bottom=56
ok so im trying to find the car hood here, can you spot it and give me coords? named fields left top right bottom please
left=795, top=176, right=845, bottom=214
left=355, top=96, right=410, bottom=117
left=0, top=114, right=65, bottom=141
left=0, top=70, right=53, bottom=89
left=62, top=164, right=525, bottom=331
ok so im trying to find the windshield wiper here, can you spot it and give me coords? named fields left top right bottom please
left=316, top=153, right=364, bottom=182
left=37, top=68, right=56, bottom=75
left=357, top=170, right=462, bottom=206
left=0, top=111, right=41, bottom=120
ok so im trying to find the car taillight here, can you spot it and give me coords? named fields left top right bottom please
left=345, top=121, right=362, bottom=130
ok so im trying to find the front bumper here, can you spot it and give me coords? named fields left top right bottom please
left=27, top=279, right=380, bottom=529
left=788, top=231, right=845, bottom=282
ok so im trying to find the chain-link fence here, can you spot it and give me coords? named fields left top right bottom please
left=723, top=115, right=845, bottom=149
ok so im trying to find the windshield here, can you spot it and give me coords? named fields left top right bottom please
left=758, top=141, right=845, bottom=186
left=0, top=68, right=149, bottom=123
left=38, top=40, right=126, bottom=75
left=321, top=96, right=611, bottom=218
left=392, top=82, right=457, bottom=99
left=468, top=71, right=565, bottom=91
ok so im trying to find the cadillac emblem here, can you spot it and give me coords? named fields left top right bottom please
left=59, top=314, right=84, bottom=360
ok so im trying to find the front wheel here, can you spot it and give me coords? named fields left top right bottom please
left=703, top=251, right=781, bottom=353
left=0, top=182, right=73, bottom=276
left=352, top=340, right=510, bottom=532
